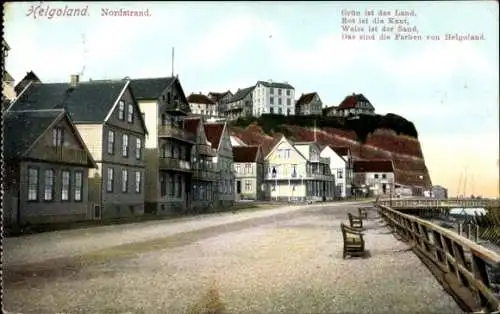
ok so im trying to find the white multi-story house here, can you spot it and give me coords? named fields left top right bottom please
left=187, top=93, right=219, bottom=119
left=320, top=145, right=353, bottom=198
left=264, top=136, right=335, bottom=202
left=252, top=80, right=295, bottom=116
left=353, top=160, right=395, bottom=197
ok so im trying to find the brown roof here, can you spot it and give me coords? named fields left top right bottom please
left=183, top=117, right=200, bottom=135
left=332, top=146, right=349, bottom=156
left=204, top=123, right=225, bottom=149
left=187, top=93, right=215, bottom=104
left=233, top=146, right=260, bottom=163
left=354, top=160, right=394, bottom=173
left=296, top=92, right=317, bottom=106
left=208, top=91, right=231, bottom=101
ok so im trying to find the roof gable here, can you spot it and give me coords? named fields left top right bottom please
left=9, top=80, right=129, bottom=123
left=229, top=86, right=255, bottom=103
left=204, top=122, right=225, bottom=150
left=129, top=77, right=175, bottom=100
left=296, top=92, right=317, bottom=106
left=265, top=136, right=307, bottom=161
left=4, top=109, right=97, bottom=167
left=14, top=71, right=42, bottom=95
left=338, top=93, right=373, bottom=110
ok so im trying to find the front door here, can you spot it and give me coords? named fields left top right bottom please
left=382, top=183, right=387, bottom=194
left=237, top=180, right=242, bottom=194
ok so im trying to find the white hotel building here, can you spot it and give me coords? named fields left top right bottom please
left=252, top=80, right=295, bottom=117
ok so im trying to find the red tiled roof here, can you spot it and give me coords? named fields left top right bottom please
left=233, top=146, right=260, bottom=163
left=354, top=160, right=394, bottom=173
left=183, top=117, right=200, bottom=135
left=296, top=92, right=316, bottom=106
left=338, top=93, right=371, bottom=110
left=204, top=123, right=225, bottom=149
left=187, top=93, right=215, bottom=104
left=332, top=146, right=349, bottom=156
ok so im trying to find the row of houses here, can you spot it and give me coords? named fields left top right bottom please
left=185, top=79, right=376, bottom=121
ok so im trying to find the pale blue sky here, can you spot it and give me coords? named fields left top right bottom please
left=4, top=1, right=499, bottom=196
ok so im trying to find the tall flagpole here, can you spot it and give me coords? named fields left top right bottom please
left=171, top=47, right=175, bottom=77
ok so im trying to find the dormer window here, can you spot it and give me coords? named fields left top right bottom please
left=118, top=101, right=125, bottom=120
left=52, top=127, right=64, bottom=147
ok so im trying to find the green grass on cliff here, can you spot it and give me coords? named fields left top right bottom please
left=231, top=113, right=418, bottom=142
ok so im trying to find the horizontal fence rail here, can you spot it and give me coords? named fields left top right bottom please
left=377, top=204, right=500, bottom=313
left=379, top=198, right=500, bottom=209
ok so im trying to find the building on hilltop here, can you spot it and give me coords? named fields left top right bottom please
left=323, top=93, right=375, bottom=117
left=208, top=91, right=233, bottom=116
left=187, top=92, right=219, bottom=119
left=253, top=80, right=295, bottom=116
left=295, top=92, right=323, bottom=116
left=224, top=86, right=255, bottom=121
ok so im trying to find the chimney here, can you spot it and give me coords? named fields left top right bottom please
left=70, top=74, right=79, bottom=87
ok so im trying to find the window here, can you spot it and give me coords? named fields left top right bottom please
left=244, top=164, right=251, bottom=174
left=127, top=104, right=134, bottom=122
left=291, top=164, right=298, bottom=177
left=382, top=174, right=387, bottom=179
left=270, top=107, right=274, bottom=114
left=286, top=90, right=291, bottom=96
left=176, top=175, right=182, bottom=197
left=61, top=170, right=70, bottom=201
left=168, top=174, right=175, bottom=197
left=271, top=166, right=277, bottom=178
left=287, top=99, right=291, bottom=106
left=374, top=174, right=379, bottom=179
left=160, top=173, right=167, bottom=196
left=270, top=97, right=274, bottom=105
left=278, top=89, right=282, bottom=96
left=108, top=130, right=115, bottom=154
left=122, top=134, right=129, bottom=157
left=28, top=167, right=39, bottom=201
left=278, top=107, right=282, bottom=114
left=270, top=88, right=274, bottom=94
left=337, top=169, right=343, bottom=179
left=136, top=138, right=142, bottom=159
left=52, top=127, right=64, bottom=147
left=107, top=168, right=114, bottom=192
left=272, top=183, right=276, bottom=191
left=43, top=169, right=55, bottom=201
left=122, top=170, right=128, bottom=192
left=245, top=180, right=252, bottom=191
left=74, top=171, right=83, bottom=201
left=287, top=108, right=291, bottom=115
left=235, top=164, right=241, bottom=173
left=135, top=171, right=141, bottom=193
left=118, top=101, right=125, bottom=120
left=278, top=98, right=282, bottom=105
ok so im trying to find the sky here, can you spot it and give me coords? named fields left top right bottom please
left=4, top=1, right=499, bottom=197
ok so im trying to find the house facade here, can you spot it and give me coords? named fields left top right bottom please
left=14, top=70, right=42, bottom=96
left=264, top=136, right=335, bottom=202
left=183, top=117, right=218, bottom=211
left=204, top=121, right=236, bottom=207
left=320, top=146, right=354, bottom=198
left=131, top=76, right=195, bottom=214
left=9, top=75, right=148, bottom=219
left=225, top=86, right=254, bottom=120
left=295, top=92, right=323, bottom=116
left=353, top=160, right=395, bottom=197
left=252, top=80, right=295, bottom=116
left=233, top=146, right=265, bottom=201
left=187, top=93, right=219, bottom=119
left=3, top=110, right=97, bottom=226
left=324, top=93, right=375, bottom=117
left=431, top=185, right=448, bottom=199
left=208, top=91, right=233, bottom=116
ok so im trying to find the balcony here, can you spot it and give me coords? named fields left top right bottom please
left=193, top=167, right=218, bottom=181
left=309, top=157, right=330, bottom=164
left=198, top=144, right=216, bottom=157
left=38, top=146, right=88, bottom=165
left=158, top=125, right=196, bottom=143
left=265, top=172, right=333, bottom=181
left=159, top=157, right=192, bottom=172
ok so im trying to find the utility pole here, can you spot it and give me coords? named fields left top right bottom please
left=171, top=47, right=175, bottom=77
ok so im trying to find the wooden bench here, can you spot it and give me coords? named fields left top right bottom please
left=358, top=207, right=369, bottom=220
left=341, top=223, right=365, bottom=259
left=348, top=212, right=364, bottom=230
